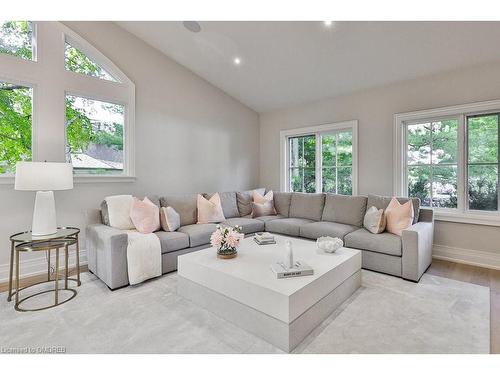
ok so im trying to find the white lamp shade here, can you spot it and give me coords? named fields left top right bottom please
left=15, top=162, right=74, bottom=191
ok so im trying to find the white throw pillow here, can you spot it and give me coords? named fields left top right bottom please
left=105, top=195, right=135, bottom=230
left=363, top=206, right=386, bottom=234
left=160, top=206, right=181, bottom=232
left=197, top=193, right=226, bottom=224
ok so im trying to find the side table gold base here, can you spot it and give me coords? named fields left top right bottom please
left=15, top=284, right=77, bottom=312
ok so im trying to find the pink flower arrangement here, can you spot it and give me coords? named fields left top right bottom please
left=210, top=225, right=244, bottom=251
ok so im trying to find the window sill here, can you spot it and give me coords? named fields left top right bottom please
left=434, top=210, right=500, bottom=227
left=0, top=175, right=136, bottom=185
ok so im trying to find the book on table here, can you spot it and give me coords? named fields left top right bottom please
left=270, top=261, right=314, bottom=279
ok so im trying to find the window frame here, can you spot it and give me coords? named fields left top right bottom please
left=0, top=21, right=135, bottom=184
left=394, top=99, right=500, bottom=226
left=280, top=120, right=358, bottom=194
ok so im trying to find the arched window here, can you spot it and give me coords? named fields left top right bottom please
left=0, top=21, right=135, bottom=182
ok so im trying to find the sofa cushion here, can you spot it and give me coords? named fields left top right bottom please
left=299, top=221, right=359, bottom=240
left=321, top=194, right=367, bottom=227
left=265, top=218, right=314, bottom=237
left=100, top=194, right=160, bottom=227
left=178, top=223, right=218, bottom=247
left=367, top=194, right=420, bottom=224
left=205, top=191, right=239, bottom=219
left=344, top=228, right=402, bottom=256
left=160, top=194, right=198, bottom=226
left=273, top=192, right=292, bottom=217
left=221, top=217, right=265, bottom=234
left=155, top=231, right=190, bottom=254
left=252, top=201, right=276, bottom=218
left=254, top=214, right=286, bottom=223
left=197, top=193, right=225, bottom=224
left=236, top=188, right=265, bottom=216
left=289, top=193, right=325, bottom=221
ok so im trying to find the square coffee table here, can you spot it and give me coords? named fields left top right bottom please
left=177, top=235, right=361, bottom=352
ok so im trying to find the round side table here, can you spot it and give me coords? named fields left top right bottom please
left=8, top=227, right=81, bottom=312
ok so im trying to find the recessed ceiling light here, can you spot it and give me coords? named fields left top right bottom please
left=183, top=21, right=201, bottom=33
left=323, top=21, right=333, bottom=27
left=233, top=57, right=241, bottom=65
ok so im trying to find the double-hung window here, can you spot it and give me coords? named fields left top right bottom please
left=395, top=101, right=500, bottom=225
left=281, top=121, right=358, bottom=195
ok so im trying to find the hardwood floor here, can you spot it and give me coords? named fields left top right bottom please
left=426, top=259, right=500, bottom=353
left=1, top=260, right=498, bottom=353
left=0, top=265, right=88, bottom=293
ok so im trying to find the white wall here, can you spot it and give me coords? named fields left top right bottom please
left=260, top=61, right=500, bottom=264
left=0, top=21, right=260, bottom=281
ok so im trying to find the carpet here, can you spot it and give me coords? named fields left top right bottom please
left=0, top=270, right=490, bottom=353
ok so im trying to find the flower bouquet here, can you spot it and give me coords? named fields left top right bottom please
left=210, top=225, right=244, bottom=259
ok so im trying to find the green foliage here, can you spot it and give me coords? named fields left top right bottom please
left=65, top=96, right=94, bottom=154
left=0, top=83, right=32, bottom=173
left=93, top=123, right=123, bottom=150
left=289, top=132, right=353, bottom=194
left=65, top=43, right=116, bottom=81
left=0, top=21, right=33, bottom=60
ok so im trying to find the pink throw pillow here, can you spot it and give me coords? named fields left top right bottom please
left=385, top=197, right=414, bottom=236
left=130, top=197, right=160, bottom=234
left=197, top=193, right=226, bottom=224
left=252, top=190, right=276, bottom=215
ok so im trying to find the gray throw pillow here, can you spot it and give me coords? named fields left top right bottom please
left=237, top=188, right=265, bottom=216
left=363, top=206, right=386, bottom=234
left=100, top=200, right=110, bottom=226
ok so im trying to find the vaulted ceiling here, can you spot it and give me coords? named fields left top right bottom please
left=118, top=21, right=500, bottom=112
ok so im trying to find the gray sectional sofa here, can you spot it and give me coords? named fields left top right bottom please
left=86, top=190, right=434, bottom=290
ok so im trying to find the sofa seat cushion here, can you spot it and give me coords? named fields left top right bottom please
left=265, top=218, right=314, bottom=237
left=221, top=217, right=264, bottom=234
left=155, top=231, right=190, bottom=254
left=254, top=214, right=285, bottom=223
left=178, top=223, right=217, bottom=247
left=299, top=221, right=358, bottom=240
left=344, top=228, right=402, bottom=256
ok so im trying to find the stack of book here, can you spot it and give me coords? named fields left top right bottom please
left=254, top=232, right=276, bottom=245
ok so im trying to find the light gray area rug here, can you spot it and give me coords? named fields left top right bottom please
left=0, top=270, right=490, bottom=354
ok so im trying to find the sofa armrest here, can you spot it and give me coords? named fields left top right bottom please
left=401, top=221, right=434, bottom=281
left=85, top=208, right=103, bottom=225
left=418, top=208, right=434, bottom=223
left=86, top=224, right=129, bottom=289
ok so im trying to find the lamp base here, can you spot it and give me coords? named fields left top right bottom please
left=32, top=191, right=57, bottom=236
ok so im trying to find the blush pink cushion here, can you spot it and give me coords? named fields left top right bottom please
left=385, top=197, right=414, bottom=236
left=197, top=193, right=225, bottom=224
left=252, top=190, right=276, bottom=215
left=130, top=197, right=160, bottom=234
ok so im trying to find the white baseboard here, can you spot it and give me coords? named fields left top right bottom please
left=0, top=249, right=87, bottom=284
left=433, top=244, right=500, bottom=270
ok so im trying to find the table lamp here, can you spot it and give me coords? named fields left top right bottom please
left=15, top=162, right=74, bottom=236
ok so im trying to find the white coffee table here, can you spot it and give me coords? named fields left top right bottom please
left=177, top=235, right=361, bottom=352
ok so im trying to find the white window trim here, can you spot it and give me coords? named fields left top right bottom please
left=393, top=99, right=500, bottom=226
left=280, top=120, right=358, bottom=194
left=0, top=21, right=135, bottom=184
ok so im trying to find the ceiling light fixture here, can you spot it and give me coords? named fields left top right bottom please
left=183, top=21, right=201, bottom=33
left=323, top=21, right=333, bottom=27
left=233, top=57, right=241, bottom=65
